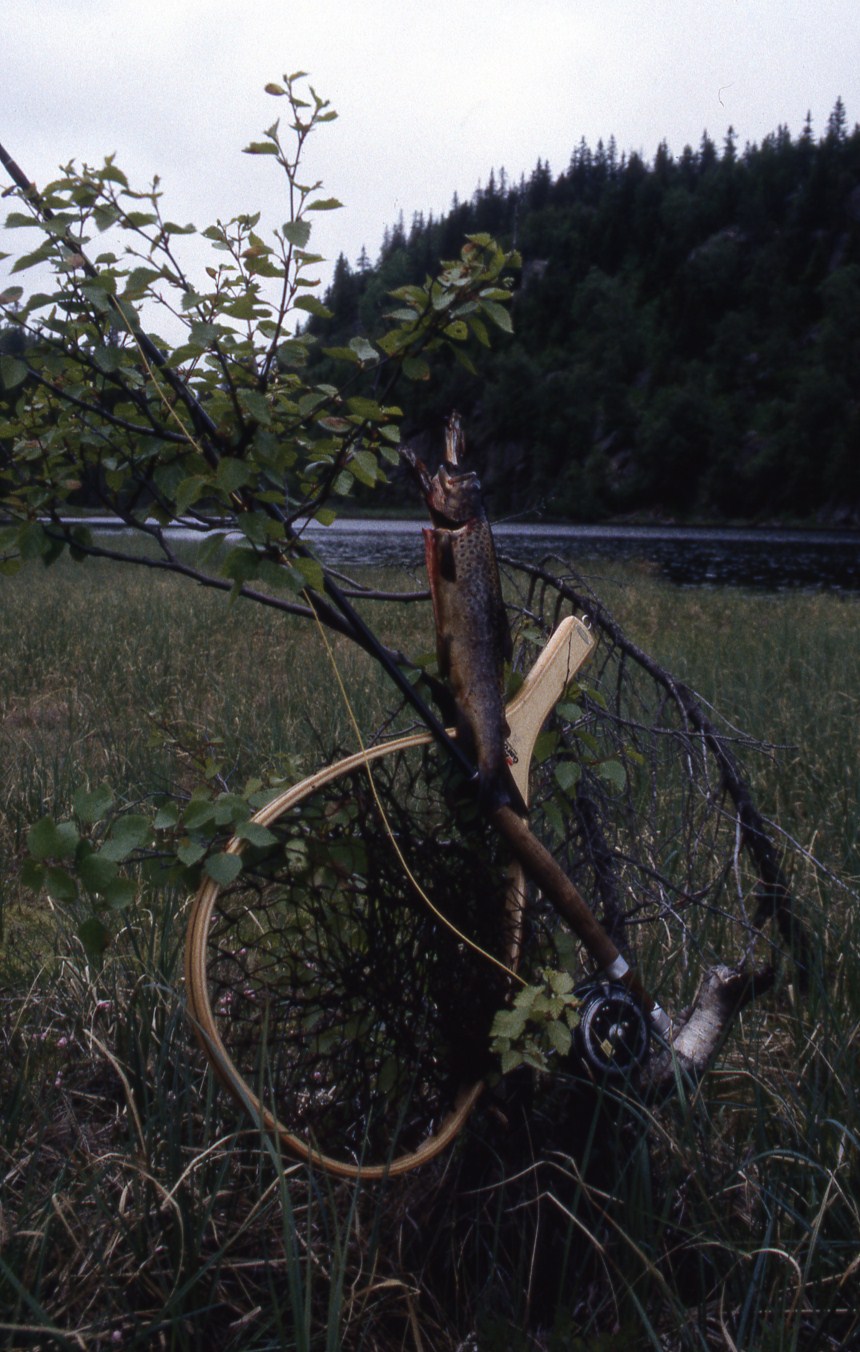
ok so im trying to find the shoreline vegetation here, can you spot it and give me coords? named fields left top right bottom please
left=1, top=558, right=858, bottom=1348
left=304, top=100, right=860, bottom=529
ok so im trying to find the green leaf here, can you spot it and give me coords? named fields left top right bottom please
left=556, top=701, right=583, bottom=723
left=294, top=295, right=332, bottom=319
left=321, top=345, right=360, bottom=365
left=123, top=266, right=162, bottom=298
left=92, top=346, right=123, bottom=374
left=402, top=355, right=430, bottom=381
left=11, top=240, right=56, bottom=273
left=177, top=838, right=207, bottom=867
left=78, top=916, right=111, bottom=960
left=295, top=555, right=325, bottom=592
left=18, top=522, right=50, bottom=560
left=349, top=449, right=380, bottom=488
left=576, top=730, right=600, bottom=756
left=45, top=866, right=78, bottom=903
left=213, top=793, right=251, bottom=826
left=512, top=984, right=543, bottom=1013
left=174, top=476, right=209, bottom=514
left=532, top=730, right=559, bottom=763
left=0, top=355, right=28, bottom=390
left=480, top=297, right=514, bottom=333
left=237, top=511, right=268, bottom=546
left=187, top=320, right=221, bottom=347
left=235, top=820, right=278, bottom=848
left=490, top=1007, right=528, bottom=1039
left=20, top=859, right=45, bottom=890
left=205, top=852, right=244, bottom=885
left=2, top=212, right=38, bottom=229
left=306, top=197, right=343, bottom=211
left=73, top=783, right=115, bottom=824
left=598, top=759, right=627, bottom=791
left=468, top=315, right=491, bottom=347
left=282, top=219, right=312, bottom=248
left=105, top=877, right=137, bottom=909
left=221, top=545, right=261, bottom=584
left=243, top=141, right=280, bottom=156
left=237, top=389, right=271, bottom=426
left=154, top=802, right=181, bottom=830
left=348, top=336, right=378, bottom=365
left=100, top=814, right=151, bottom=862
left=122, top=211, right=158, bottom=228
left=93, top=203, right=117, bottom=232
left=553, top=761, right=582, bottom=794
left=545, top=1020, right=572, bottom=1056
left=28, top=816, right=79, bottom=861
left=298, top=390, right=327, bottom=417
left=216, top=456, right=253, bottom=492
left=543, top=800, right=565, bottom=843
left=78, top=278, right=114, bottom=313
left=223, top=294, right=262, bottom=320
left=182, top=798, right=217, bottom=831
left=78, top=852, right=119, bottom=893
left=500, top=1047, right=524, bottom=1075
left=546, top=968, right=576, bottom=996
left=452, top=348, right=477, bottom=375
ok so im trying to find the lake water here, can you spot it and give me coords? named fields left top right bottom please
left=291, top=519, right=860, bottom=592
left=69, top=517, right=860, bottom=592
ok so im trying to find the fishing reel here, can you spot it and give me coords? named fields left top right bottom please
left=570, top=980, right=651, bottom=1077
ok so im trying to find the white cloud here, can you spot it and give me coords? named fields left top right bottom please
left=3, top=0, right=858, bottom=297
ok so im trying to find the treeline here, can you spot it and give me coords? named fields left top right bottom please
left=308, top=100, right=860, bottom=523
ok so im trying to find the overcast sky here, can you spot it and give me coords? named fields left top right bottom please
left=3, top=0, right=860, bottom=300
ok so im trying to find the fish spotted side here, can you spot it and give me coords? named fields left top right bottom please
left=404, top=449, right=527, bottom=817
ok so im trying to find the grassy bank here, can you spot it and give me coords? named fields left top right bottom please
left=1, top=555, right=858, bottom=1349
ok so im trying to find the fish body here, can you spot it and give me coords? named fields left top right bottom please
left=405, top=450, right=526, bottom=816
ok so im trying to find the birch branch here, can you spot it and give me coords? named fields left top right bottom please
left=642, top=962, right=776, bottom=1091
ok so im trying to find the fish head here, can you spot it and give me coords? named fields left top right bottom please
left=426, top=464, right=485, bottom=527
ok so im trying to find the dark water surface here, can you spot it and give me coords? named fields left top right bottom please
left=67, top=517, right=860, bottom=592
left=301, top=519, right=860, bottom=592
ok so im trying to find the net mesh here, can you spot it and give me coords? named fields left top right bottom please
left=202, top=741, right=515, bottom=1168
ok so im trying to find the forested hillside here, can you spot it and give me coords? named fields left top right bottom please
left=308, top=100, right=860, bottom=523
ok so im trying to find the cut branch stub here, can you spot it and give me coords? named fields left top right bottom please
left=641, top=963, right=776, bottom=1092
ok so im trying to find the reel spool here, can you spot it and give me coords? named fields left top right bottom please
left=572, top=981, right=651, bottom=1076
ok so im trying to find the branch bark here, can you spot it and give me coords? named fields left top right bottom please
left=641, top=962, right=775, bottom=1091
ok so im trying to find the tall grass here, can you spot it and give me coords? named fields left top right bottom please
left=1, top=555, right=858, bottom=1348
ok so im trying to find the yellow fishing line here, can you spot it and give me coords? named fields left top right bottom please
left=113, top=305, right=212, bottom=463
left=308, top=597, right=525, bottom=988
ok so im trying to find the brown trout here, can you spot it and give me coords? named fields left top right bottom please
left=404, top=441, right=526, bottom=816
